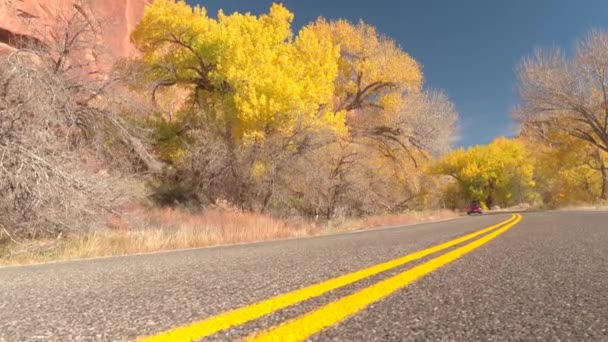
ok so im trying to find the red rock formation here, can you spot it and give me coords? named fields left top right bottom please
left=0, top=0, right=150, bottom=60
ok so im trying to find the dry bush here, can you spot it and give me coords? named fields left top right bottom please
left=0, top=2, right=153, bottom=240
left=0, top=51, right=142, bottom=240
left=278, top=133, right=440, bottom=219
left=151, top=122, right=336, bottom=214
left=281, top=140, right=359, bottom=218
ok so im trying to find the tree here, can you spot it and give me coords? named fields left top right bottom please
left=130, top=1, right=459, bottom=215
left=516, top=31, right=608, bottom=153
left=306, top=19, right=456, bottom=164
left=130, top=0, right=351, bottom=208
left=131, top=0, right=344, bottom=145
left=516, top=30, right=608, bottom=199
left=275, top=19, right=457, bottom=216
left=520, top=127, right=606, bottom=204
left=399, top=90, right=458, bottom=156
left=431, top=138, right=536, bottom=209
left=307, top=19, right=422, bottom=114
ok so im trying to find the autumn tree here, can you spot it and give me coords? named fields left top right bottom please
left=130, top=1, right=458, bottom=215
left=431, top=138, right=537, bottom=209
left=130, top=0, right=351, bottom=207
left=283, top=18, right=458, bottom=216
left=309, top=19, right=421, bottom=162
left=520, top=126, right=606, bottom=204
left=131, top=0, right=344, bottom=144
left=308, top=19, right=421, bottom=112
left=308, top=20, right=456, bottom=151
left=515, top=30, right=608, bottom=199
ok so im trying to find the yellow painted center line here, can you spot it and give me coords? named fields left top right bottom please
left=136, top=214, right=517, bottom=342
left=247, top=214, right=522, bottom=342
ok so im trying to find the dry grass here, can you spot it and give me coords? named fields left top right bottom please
left=0, top=207, right=317, bottom=265
left=0, top=208, right=458, bottom=266
left=325, top=210, right=459, bottom=233
left=555, top=202, right=608, bottom=211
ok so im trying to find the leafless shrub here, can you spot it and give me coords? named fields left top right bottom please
left=0, top=54, right=121, bottom=239
left=0, top=1, right=153, bottom=240
left=273, top=132, right=432, bottom=219
left=152, top=133, right=238, bottom=206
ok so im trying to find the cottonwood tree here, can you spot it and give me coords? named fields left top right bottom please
left=307, top=19, right=424, bottom=161
left=307, top=19, right=457, bottom=165
left=131, top=1, right=459, bottom=216
left=131, top=1, right=347, bottom=207
left=521, top=127, right=607, bottom=203
left=291, top=19, right=458, bottom=215
left=431, top=138, right=537, bottom=209
left=516, top=30, right=608, bottom=198
left=284, top=19, right=457, bottom=216
left=307, top=19, right=422, bottom=113
left=131, top=1, right=343, bottom=143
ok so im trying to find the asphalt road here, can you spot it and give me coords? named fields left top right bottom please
left=1, top=211, right=607, bottom=341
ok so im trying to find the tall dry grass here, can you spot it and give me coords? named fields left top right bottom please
left=1, top=207, right=457, bottom=265
left=1, top=207, right=318, bottom=265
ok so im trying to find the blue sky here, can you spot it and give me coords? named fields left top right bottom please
left=188, top=0, right=608, bottom=147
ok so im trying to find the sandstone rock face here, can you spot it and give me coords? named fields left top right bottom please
left=0, top=0, right=150, bottom=59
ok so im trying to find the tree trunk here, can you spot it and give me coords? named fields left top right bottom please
left=485, top=193, right=494, bottom=210
left=600, top=164, right=608, bottom=200
left=485, top=178, right=495, bottom=209
left=260, top=188, right=273, bottom=213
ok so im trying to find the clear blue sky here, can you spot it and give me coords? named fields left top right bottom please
left=188, top=0, right=608, bottom=147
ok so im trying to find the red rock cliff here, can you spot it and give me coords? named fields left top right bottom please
left=0, top=0, right=150, bottom=59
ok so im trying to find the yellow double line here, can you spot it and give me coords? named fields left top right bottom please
left=137, top=214, right=521, bottom=342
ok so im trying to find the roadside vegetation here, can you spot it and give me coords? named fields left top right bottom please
left=1, top=0, right=606, bottom=264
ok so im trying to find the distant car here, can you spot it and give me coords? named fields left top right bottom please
left=467, top=201, right=483, bottom=215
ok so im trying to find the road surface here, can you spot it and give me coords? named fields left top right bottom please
left=1, top=211, right=607, bottom=341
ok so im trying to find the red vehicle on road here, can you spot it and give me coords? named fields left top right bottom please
left=467, top=201, right=483, bottom=215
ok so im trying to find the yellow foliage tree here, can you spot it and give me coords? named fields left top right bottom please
left=306, top=18, right=435, bottom=169
left=129, top=1, right=458, bottom=212
left=307, top=19, right=422, bottom=115
left=431, top=137, right=537, bottom=208
left=131, top=0, right=345, bottom=145
left=521, top=128, right=606, bottom=204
